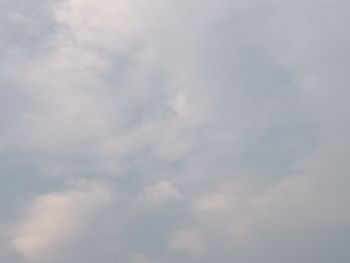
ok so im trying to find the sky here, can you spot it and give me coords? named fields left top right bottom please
left=0, top=0, right=349, bottom=262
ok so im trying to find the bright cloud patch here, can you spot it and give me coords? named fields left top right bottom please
left=11, top=183, right=110, bottom=261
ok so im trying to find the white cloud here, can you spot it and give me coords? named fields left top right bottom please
left=11, top=182, right=110, bottom=262
left=52, top=0, right=141, bottom=50
left=179, top=172, right=350, bottom=253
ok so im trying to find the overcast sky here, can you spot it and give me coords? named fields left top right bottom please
left=0, top=0, right=349, bottom=262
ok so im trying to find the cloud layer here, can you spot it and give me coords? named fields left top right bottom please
left=0, top=0, right=350, bottom=262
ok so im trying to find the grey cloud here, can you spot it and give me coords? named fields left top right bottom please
left=0, top=0, right=349, bottom=262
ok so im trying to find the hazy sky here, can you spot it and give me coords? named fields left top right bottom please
left=0, top=0, right=349, bottom=262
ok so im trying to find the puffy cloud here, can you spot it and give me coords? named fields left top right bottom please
left=11, top=182, right=110, bottom=262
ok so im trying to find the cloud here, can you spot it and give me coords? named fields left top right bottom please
left=52, top=0, right=141, bottom=50
left=144, top=181, right=181, bottom=205
left=169, top=229, right=204, bottom=257
left=11, top=182, right=110, bottom=262
left=130, top=253, right=156, bottom=263
left=170, top=173, right=350, bottom=262
left=0, top=0, right=350, bottom=262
